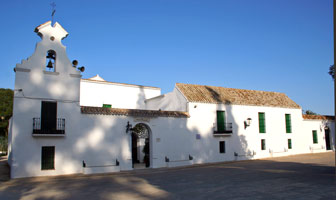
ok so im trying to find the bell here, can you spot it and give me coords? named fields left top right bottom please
left=78, top=66, right=85, bottom=72
left=72, top=60, right=78, bottom=67
left=47, top=60, right=53, bottom=69
left=46, top=52, right=54, bottom=59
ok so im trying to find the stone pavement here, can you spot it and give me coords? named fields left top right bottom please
left=0, top=152, right=335, bottom=200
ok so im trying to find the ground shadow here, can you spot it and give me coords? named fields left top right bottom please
left=0, top=153, right=334, bottom=200
left=0, top=156, right=9, bottom=181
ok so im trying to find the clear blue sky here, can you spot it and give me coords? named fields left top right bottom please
left=0, top=0, right=333, bottom=115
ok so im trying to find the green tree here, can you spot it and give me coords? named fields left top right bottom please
left=328, top=64, right=334, bottom=80
left=303, top=110, right=318, bottom=115
left=0, top=88, right=13, bottom=136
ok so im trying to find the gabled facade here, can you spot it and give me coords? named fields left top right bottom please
left=80, top=75, right=161, bottom=109
left=8, top=21, right=82, bottom=177
left=8, top=21, right=335, bottom=178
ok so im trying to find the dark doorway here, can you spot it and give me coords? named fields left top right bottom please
left=41, top=101, right=57, bottom=132
left=131, top=123, right=150, bottom=168
left=325, top=128, right=331, bottom=150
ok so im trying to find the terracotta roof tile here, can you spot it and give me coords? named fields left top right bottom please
left=302, top=114, right=334, bottom=120
left=176, top=83, right=301, bottom=109
left=81, top=106, right=190, bottom=118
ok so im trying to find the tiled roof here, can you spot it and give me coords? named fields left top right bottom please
left=81, top=106, right=190, bottom=118
left=176, top=83, right=301, bottom=109
left=302, top=114, right=334, bottom=120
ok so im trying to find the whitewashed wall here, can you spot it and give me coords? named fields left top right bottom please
left=145, top=87, right=188, bottom=111
left=80, top=80, right=161, bottom=109
left=10, top=99, right=82, bottom=178
left=9, top=21, right=83, bottom=178
left=302, top=119, right=335, bottom=152
left=152, top=104, right=336, bottom=169
left=9, top=93, right=336, bottom=178
left=9, top=105, right=335, bottom=178
left=151, top=103, right=298, bottom=166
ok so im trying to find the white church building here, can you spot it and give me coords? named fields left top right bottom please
left=8, top=21, right=335, bottom=178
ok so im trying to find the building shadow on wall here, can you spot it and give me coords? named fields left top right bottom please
left=204, top=86, right=253, bottom=161
left=136, top=86, right=146, bottom=109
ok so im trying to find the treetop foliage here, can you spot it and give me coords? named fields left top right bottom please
left=303, top=110, right=318, bottom=115
left=0, top=88, right=13, bottom=136
left=328, top=64, right=334, bottom=80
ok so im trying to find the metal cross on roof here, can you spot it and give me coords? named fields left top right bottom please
left=50, top=2, right=56, bottom=25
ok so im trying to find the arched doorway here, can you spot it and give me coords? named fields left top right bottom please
left=131, top=123, right=151, bottom=168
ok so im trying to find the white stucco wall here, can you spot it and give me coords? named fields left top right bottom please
left=9, top=21, right=83, bottom=178
left=210, top=103, right=309, bottom=157
left=10, top=103, right=336, bottom=178
left=174, top=103, right=304, bottom=163
left=149, top=103, right=335, bottom=169
left=14, top=22, right=81, bottom=102
left=145, top=87, right=188, bottom=111
left=302, top=119, right=335, bottom=152
left=80, top=80, right=161, bottom=109
left=10, top=99, right=82, bottom=178
left=137, top=103, right=321, bottom=169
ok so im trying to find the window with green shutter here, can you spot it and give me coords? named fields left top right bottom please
left=312, top=130, right=318, bottom=144
left=103, top=104, right=112, bottom=108
left=285, top=114, right=292, bottom=133
left=288, top=139, right=292, bottom=149
left=258, top=112, right=266, bottom=133
left=217, top=111, right=226, bottom=132
left=41, top=146, right=55, bottom=170
left=261, top=139, right=266, bottom=150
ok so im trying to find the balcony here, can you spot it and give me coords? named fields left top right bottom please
left=32, top=118, right=65, bottom=136
left=214, top=123, right=233, bottom=136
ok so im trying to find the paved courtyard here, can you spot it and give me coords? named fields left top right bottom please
left=0, top=152, right=335, bottom=200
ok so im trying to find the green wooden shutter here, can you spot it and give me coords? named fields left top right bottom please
left=288, top=139, right=292, bottom=149
left=41, top=146, right=55, bottom=170
left=258, top=112, right=266, bottom=133
left=285, top=114, right=292, bottom=133
left=312, top=130, right=318, bottom=144
left=217, top=111, right=225, bottom=132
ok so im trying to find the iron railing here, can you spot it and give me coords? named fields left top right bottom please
left=214, top=123, right=233, bottom=134
left=33, top=118, right=65, bottom=135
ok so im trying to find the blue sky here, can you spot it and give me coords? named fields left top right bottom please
left=0, top=0, right=333, bottom=115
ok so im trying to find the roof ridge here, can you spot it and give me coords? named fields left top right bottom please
left=81, top=78, right=160, bottom=90
left=175, top=83, right=300, bottom=109
left=176, top=83, right=284, bottom=95
left=302, top=114, right=334, bottom=120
